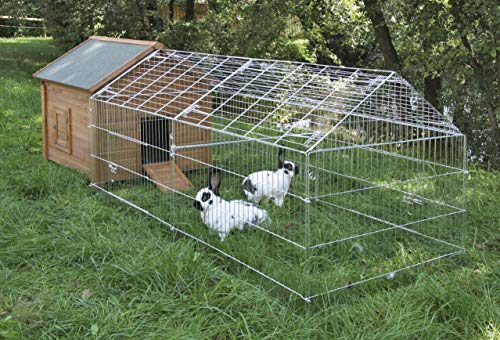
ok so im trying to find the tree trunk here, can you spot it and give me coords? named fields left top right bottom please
left=145, top=0, right=162, bottom=33
left=424, top=75, right=442, bottom=110
left=207, top=0, right=217, bottom=12
left=362, top=0, right=407, bottom=142
left=485, top=103, right=500, bottom=156
left=185, top=0, right=195, bottom=21
left=169, top=0, right=175, bottom=22
left=496, top=30, right=500, bottom=103
left=486, top=103, right=499, bottom=132
left=134, top=0, right=149, bottom=37
left=363, top=0, right=401, bottom=71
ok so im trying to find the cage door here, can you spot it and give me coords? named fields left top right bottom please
left=52, top=107, right=71, bottom=154
left=140, top=117, right=170, bottom=164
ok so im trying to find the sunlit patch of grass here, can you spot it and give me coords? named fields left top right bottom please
left=0, top=38, right=499, bottom=338
left=481, top=323, right=500, bottom=339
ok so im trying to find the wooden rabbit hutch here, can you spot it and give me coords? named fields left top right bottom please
left=34, top=36, right=213, bottom=191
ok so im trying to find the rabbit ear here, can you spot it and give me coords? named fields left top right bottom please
left=278, top=147, right=285, bottom=169
left=208, top=168, right=222, bottom=195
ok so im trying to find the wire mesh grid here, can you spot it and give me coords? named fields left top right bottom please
left=89, top=49, right=466, bottom=301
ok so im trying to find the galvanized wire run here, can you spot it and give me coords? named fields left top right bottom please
left=89, top=49, right=466, bottom=301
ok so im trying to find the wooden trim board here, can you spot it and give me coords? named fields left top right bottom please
left=43, top=81, right=92, bottom=95
left=41, top=81, right=48, bottom=159
left=89, top=36, right=164, bottom=49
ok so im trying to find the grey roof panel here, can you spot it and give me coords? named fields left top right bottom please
left=35, top=40, right=150, bottom=90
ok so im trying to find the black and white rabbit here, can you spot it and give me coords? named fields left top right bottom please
left=242, top=147, right=299, bottom=207
left=193, top=169, right=270, bottom=241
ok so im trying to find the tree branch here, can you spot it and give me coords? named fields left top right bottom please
left=363, top=0, right=401, bottom=71
left=460, top=35, right=482, bottom=71
left=449, top=0, right=499, bottom=150
left=449, top=0, right=482, bottom=71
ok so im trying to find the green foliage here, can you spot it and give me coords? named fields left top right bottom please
left=96, top=0, right=165, bottom=40
left=0, top=0, right=44, bottom=37
left=381, top=0, right=500, bottom=167
left=39, top=0, right=95, bottom=49
left=285, top=0, right=499, bottom=168
left=160, top=0, right=314, bottom=61
left=37, top=0, right=164, bottom=50
left=292, top=0, right=376, bottom=66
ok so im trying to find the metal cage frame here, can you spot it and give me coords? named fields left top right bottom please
left=89, top=49, right=467, bottom=301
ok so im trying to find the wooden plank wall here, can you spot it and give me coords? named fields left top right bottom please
left=44, top=82, right=89, bottom=173
left=102, top=60, right=214, bottom=172
left=90, top=104, right=143, bottom=184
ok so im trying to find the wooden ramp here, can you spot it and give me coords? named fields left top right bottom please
left=143, top=161, right=194, bottom=192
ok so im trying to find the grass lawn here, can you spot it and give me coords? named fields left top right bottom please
left=0, top=37, right=499, bottom=339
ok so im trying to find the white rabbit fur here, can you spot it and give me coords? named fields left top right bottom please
left=242, top=148, right=299, bottom=207
left=193, top=170, right=269, bottom=241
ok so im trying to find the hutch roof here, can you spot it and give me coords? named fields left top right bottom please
left=34, top=36, right=163, bottom=92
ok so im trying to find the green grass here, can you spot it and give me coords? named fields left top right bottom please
left=0, top=37, right=499, bottom=338
left=94, top=137, right=466, bottom=298
left=94, top=110, right=467, bottom=298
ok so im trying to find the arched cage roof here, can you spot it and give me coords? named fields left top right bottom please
left=91, top=49, right=463, bottom=153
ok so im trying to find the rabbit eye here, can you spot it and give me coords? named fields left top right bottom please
left=285, top=163, right=293, bottom=171
left=201, top=192, right=211, bottom=202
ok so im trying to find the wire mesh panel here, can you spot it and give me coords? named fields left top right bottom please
left=89, top=49, right=466, bottom=301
